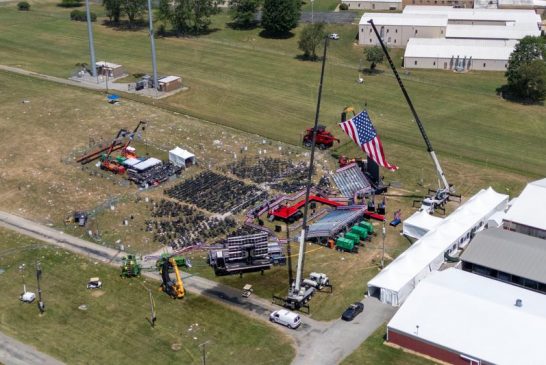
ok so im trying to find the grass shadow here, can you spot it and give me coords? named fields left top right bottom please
left=495, top=84, right=545, bottom=106
left=363, top=68, right=385, bottom=75
left=259, top=29, right=295, bottom=40
left=156, top=27, right=221, bottom=38
left=294, top=54, right=322, bottom=62
left=102, top=19, right=147, bottom=31
left=226, top=21, right=260, bottom=30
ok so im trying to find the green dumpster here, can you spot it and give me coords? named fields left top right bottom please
left=344, top=232, right=360, bottom=245
left=351, top=225, right=368, bottom=240
left=335, top=237, right=357, bottom=252
left=359, top=221, right=374, bottom=234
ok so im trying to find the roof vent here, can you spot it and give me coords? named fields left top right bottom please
left=515, top=299, right=522, bottom=307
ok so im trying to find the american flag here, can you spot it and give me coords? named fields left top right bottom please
left=339, top=111, right=398, bottom=171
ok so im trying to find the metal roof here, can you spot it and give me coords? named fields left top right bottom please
left=307, top=208, right=365, bottom=238
left=332, top=163, right=372, bottom=198
left=388, top=268, right=546, bottom=365
left=446, top=24, right=540, bottom=39
left=404, top=38, right=517, bottom=60
left=504, top=178, right=546, bottom=231
left=461, top=228, right=546, bottom=283
left=360, top=13, right=448, bottom=27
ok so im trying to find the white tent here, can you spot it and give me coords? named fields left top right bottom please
left=367, top=187, right=508, bottom=306
left=402, top=211, right=444, bottom=239
left=169, top=147, right=196, bottom=168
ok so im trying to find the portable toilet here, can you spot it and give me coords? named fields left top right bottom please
left=344, top=232, right=360, bottom=245
left=351, top=225, right=368, bottom=240
left=359, top=221, right=374, bottom=235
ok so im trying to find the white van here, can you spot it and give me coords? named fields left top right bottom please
left=269, top=309, right=301, bottom=329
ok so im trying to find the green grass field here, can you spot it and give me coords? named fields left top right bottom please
left=0, top=1, right=544, bottom=182
left=341, top=325, right=435, bottom=365
left=0, top=228, right=295, bottom=364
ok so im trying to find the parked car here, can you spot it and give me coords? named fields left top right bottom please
left=270, top=309, right=301, bottom=329
left=329, top=33, right=340, bottom=40
left=341, top=302, right=364, bottom=321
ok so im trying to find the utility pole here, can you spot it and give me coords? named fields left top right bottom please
left=85, top=0, right=97, bottom=79
left=311, top=0, right=314, bottom=24
left=147, top=0, right=159, bottom=91
left=36, top=261, right=45, bottom=314
left=198, top=341, right=210, bottom=365
left=381, top=221, right=386, bottom=269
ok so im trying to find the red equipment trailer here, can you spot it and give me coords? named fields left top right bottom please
left=302, top=125, right=339, bottom=150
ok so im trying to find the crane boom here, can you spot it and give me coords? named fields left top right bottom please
left=170, top=257, right=185, bottom=299
left=293, top=36, right=329, bottom=292
left=367, top=19, right=450, bottom=193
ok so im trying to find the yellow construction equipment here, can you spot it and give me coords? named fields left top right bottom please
left=160, top=257, right=185, bottom=299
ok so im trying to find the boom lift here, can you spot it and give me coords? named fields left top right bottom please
left=100, top=129, right=128, bottom=174
left=160, top=257, right=185, bottom=299
left=367, top=20, right=461, bottom=214
left=119, top=121, right=147, bottom=159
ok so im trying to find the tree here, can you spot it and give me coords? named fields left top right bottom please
left=505, top=36, right=546, bottom=102
left=229, top=0, right=261, bottom=28
left=103, top=0, right=122, bottom=23
left=364, top=46, right=385, bottom=72
left=120, top=0, right=147, bottom=26
left=506, top=59, right=546, bottom=102
left=261, top=0, right=300, bottom=36
left=17, top=1, right=30, bottom=10
left=59, top=0, right=82, bottom=8
left=161, top=0, right=220, bottom=35
left=298, top=23, right=326, bottom=61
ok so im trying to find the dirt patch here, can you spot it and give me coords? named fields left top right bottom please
left=90, top=290, right=105, bottom=298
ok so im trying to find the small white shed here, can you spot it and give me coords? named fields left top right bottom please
left=169, top=147, right=196, bottom=168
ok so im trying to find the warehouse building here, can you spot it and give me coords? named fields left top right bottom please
left=359, top=6, right=541, bottom=47
left=359, top=6, right=541, bottom=70
left=387, top=268, right=546, bottom=365
left=367, top=187, right=508, bottom=306
left=503, top=178, right=546, bottom=239
left=342, top=0, right=402, bottom=11
left=404, top=38, right=516, bottom=71
left=461, top=228, right=546, bottom=293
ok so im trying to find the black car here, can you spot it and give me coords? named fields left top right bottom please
left=341, top=302, right=364, bottom=321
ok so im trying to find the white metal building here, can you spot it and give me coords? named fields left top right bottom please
left=503, top=178, right=546, bottom=239
left=367, top=187, right=508, bottom=306
left=359, top=6, right=542, bottom=46
left=342, top=0, right=402, bottom=11
left=387, top=268, right=546, bottom=365
left=360, top=13, right=447, bottom=46
left=404, top=38, right=517, bottom=71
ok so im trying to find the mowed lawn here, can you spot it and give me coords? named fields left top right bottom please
left=0, top=228, right=295, bottom=365
left=341, top=325, right=435, bottom=365
left=0, top=1, right=544, bottom=180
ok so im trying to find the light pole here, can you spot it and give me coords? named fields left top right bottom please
left=198, top=341, right=210, bottom=365
left=85, top=0, right=97, bottom=79
left=311, top=0, right=315, bottom=24
left=381, top=221, right=386, bottom=269
left=147, top=0, right=159, bottom=91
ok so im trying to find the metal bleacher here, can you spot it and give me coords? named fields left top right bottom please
left=332, top=163, right=372, bottom=198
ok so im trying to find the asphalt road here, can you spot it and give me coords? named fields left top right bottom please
left=0, top=332, right=64, bottom=365
left=0, top=211, right=396, bottom=365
